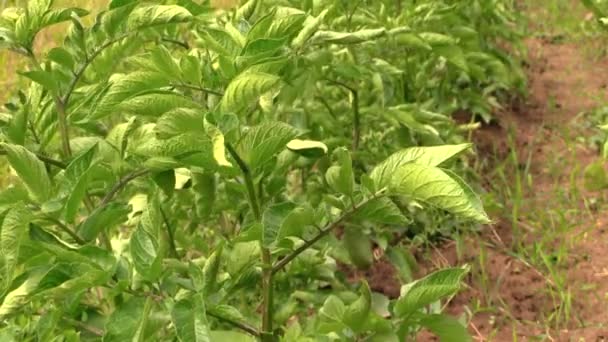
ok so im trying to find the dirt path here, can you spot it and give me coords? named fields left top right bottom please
left=422, top=35, right=608, bottom=340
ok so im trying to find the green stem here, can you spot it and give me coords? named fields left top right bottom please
left=207, top=311, right=260, bottom=337
left=54, top=99, right=72, bottom=157
left=0, top=149, right=66, bottom=169
left=160, top=205, right=179, bottom=258
left=43, top=216, right=86, bottom=245
left=272, top=192, right=384, bottom=275
left=226, top=143, right=274, bottom=339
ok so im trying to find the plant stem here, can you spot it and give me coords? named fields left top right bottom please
left=100, top=169, right=150, bottom=207
left=25, top=50, right=72, bottom=158
left=160, top=205, right=179, bottom=258
left=226, top=143, right=274, bottom=339
left=272, top=192, right=383, bottom=275
left=0, top=149, right=67, bottom=169
left=171, top=83, right=224, bottom=96
left=55, top=99, right=72, bottom=157
left=43, top=216, right=86, bottom=245
left=207, top=310, right=260, bottom=337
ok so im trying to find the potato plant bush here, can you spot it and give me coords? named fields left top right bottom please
left=0, top=0, right=522, bottom=340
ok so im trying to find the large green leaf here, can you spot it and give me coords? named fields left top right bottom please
left=325, top=148, right=354, bottom=196
left=351, top=197, right=408, bottom=225
left=172, top=294, right=210, bottom=342
left=155, top=108, right=205, bottom=139
left=90, top=72, right=170, bottom=120
left=0, top=203, right=31, bottom=292
left=0, top=272, right=42, bottom=319
left=394, top=267, right=468, bottom=317
left=220, top=71, right=281, bottom=114
left=236, top=122, right=298, bottom=172
left=262, top=202, right=295, bottom=247
left=54, top=144, right=98, bottom=223
left=103, top=297, right=153, bottom=342
left=311, top=28, right=386, bottom=45
left=2, top=143, right=52, bottom=203
left=370, top=144, right=471, bottom=189
left=126, top=5, right=192, bottom=30
left=119, top=93, right=200, bottom=118
left=419, top=314, right=472, bottom=342
left=202, top=246, right=223, bottom=295
left=129, top=195, right=163, bottom=280
left=208, top=331, right=255, bottom=342
left=78, top=203, right=130, bottom=242
left=291, top=9, right=328, bottom=48
left=343, top=281, right=372, bottom=331
left=390, top=163, right=489, bottom=222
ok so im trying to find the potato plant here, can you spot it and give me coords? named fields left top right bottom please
left=0, top=0, right=520, bottom=340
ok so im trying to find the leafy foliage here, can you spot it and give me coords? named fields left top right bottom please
left=0, top=0, right=524, bottom=340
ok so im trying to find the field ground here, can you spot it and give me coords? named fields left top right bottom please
left=1, top=0, right=608, bottom=340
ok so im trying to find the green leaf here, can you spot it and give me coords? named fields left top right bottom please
left=262, top=202, right=295, bottom=246
left=0, top=203, right=31, bottom=292
left=343, top=281, right=372, bottom=330
left=311, top=28, right=386, bottom=45
left=41, top=8, right=88, bottom=29
left=236, top=122, right=299, bottom=172
left=394, top=267, right=468, bottom=317
left=370, top=144, right=472, bottom=189
left=126, top=5, right=192, bottom=30
left=192, top=172, right=216, bottom=220
left=2, top=144, right=52, bottom=203
left=172, top=294, right=211, bottom=342
left=129, top=196, right=163, bottom=281
left=442, top=169, right=487, bottom=220
left=0, top=272, right=41, bottom=319
left=419, top=314, right=472, bottom=342
left=19, top=70, right=59, bottom=93
left=206, top=121, right=232, bottom=168
left=54, top=144, right=98, bottom=223
left=235, top=0, right=258, bottom=21
left=584, top=161, right=608, bottom=191
left=207, top=305, right=251, bottom=329
left=130, top=226, right=161, bottom=281
left=155, top=108, right=205, bottom=139
left=91, top=72, right=170, bottom=120
left=220, top=71, right=281, bottom=114
left=276, top=204, right=315, bottom=241
left=390, top=163, right=489, bottom=222
left=352, top=197, right=408, bottom=225
left=292, top=9, right=328, bottom=49
left=419, top=32, right=457, bottom=46
left=286, top=139, right=328, bottom=158
left=119, top=93, right=200, bottom=118
left=103, top=297, right=152, bottom=342
left=434, top=45, right=468, bottom=72
left=0, top=186, right=29, bottom=213
left=47, top=47, right=75, bottom=69
left=78, top=203, right=130, bottom=242
left=208, top=331, right=255, bottom=342
left=203, top=245, right=223, bottom=295
left=325, top=148, right=354, bottom=196
left=318, top=295, right=346, bottom=332
left=343, top=227, right=373, bottom=270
